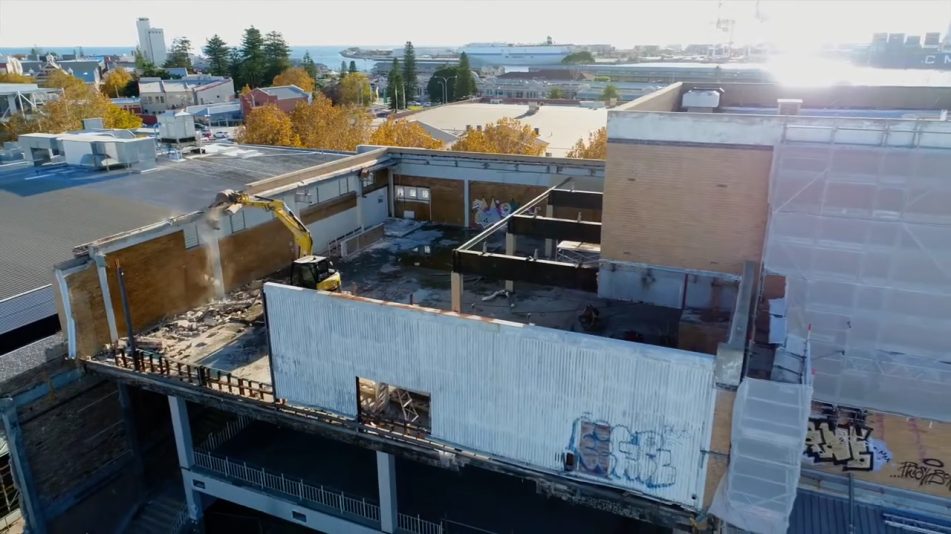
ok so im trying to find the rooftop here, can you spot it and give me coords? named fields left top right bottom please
left=400, top=103, right=607, bottom=156
left=256, top=85, right=309, bottom=100
left=0, top=144, right=347, bottom=303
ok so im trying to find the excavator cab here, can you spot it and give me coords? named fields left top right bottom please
left=290, top=255, right=341, bottom=292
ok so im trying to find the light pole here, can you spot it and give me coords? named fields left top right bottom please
left=433, top=76, right=456, bottom=104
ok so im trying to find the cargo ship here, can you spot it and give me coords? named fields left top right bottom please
left=461, top=39, right=572, bottom=67
left=859, top=29, right=951, bottom=69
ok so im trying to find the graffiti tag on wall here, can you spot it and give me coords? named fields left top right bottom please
left=803, top=418, right=892, bottom=472
left=471, top=198, right=518, bottom=228
left=892, top=458, right=951, bottom=492
left=567, top=417, right=679, bottom=489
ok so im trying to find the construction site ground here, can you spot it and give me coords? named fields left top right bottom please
left=111, top=222, right=704, bottom=384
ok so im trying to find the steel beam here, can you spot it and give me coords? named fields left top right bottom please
left=452, top=250, right=597, bottom=292
left=547, top=189, right=603, bottom=211
left=507, top=215, right=602, bottom=244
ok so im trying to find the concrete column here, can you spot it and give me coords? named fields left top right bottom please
left=463, top=177, right=471, bottom=228
left=387, top=168, right=395, bottom=218
left=355, top=175, right=365, bottom=231
left=117, top=384, right=145, bottom=477
left=450, top=272, right=463, bottom=313
left=505, top=232, right=517, bottom=292
left=0, top=399, right=44, bottom=534
left=376, top=451, right=397, bottom=534
left=544, top=204, right=554, bottom=258
left=167, top=396, right=203, bottom=522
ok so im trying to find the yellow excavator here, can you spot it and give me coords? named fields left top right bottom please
left=209, top=189, right=342, bottom=292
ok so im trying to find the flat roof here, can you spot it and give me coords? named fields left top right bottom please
left=400, top=103, right=607, bottom=156
left=0, top=144, right=347, bottom=302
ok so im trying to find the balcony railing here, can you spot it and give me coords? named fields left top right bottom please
left=192, top=451, right=444, bottom=534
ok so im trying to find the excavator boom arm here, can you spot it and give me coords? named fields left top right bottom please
left=210, top=190, right=313, bottom=257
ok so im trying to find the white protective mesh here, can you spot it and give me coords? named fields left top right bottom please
left=764, top=142, right=951, bottom=419
left=709, top=378, right=813, bottom=534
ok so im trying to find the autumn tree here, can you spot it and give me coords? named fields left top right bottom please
left=454, top=52, right=477, bottom=99
left=339, top=72, right=373, bottom=106
left=402, top=41, right=417, bottom=101
left=369, top=119, right=442, bottom=149
left=273, top=67, right=315, bottom=93
left=289, top=94, right=370, bottom=151
left=263, top=31, right=292, bottom=82
left=36, top=71, right=142, bottom=133
left=0, top=72, right=33, bottom=84
left=451, top=118, right=544, bottom=156
left=203, top=35, right=231, bottom=76
left=164, top=37, right=192, bottom=69
left=237, top=104, right=299, bottom=147
left=567, top=127, right=606, bottom=159
left=101, top=68, right=133, bottom=97
left=300, top=52, right=318, bottom=80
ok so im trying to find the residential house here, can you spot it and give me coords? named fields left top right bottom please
left=240, top=85, right=312, bottom=116
left=138, top=75, right=235, bottom=114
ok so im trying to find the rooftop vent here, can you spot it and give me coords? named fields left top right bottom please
left=777, top=98, right=802, bottom=116
left=682, top=89, right=721, bottom=113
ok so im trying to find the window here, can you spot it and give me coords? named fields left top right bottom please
left=356, top=377, right=431, bottom=435
left=395, top=186, right=431, bottom=203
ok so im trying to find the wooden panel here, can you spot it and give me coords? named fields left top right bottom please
left=394, top=175, right=464, bottom=225
left=363, top=169, right=389, bottom=194
left=602, top=143, right=772, bottom=275
left=105, top=231, right=201, bottom=333
left=806, top=409, right=951, bottom=498
left=66, top=263, right=111, bottom=356
left=469, top=181, right=547, bottom=229
left=703, top=388, right=735, bottom=508
left=300, top=192, right=357, bottom=224
left=218, top=219, right=296, bottom=291
left=678, top=320, right=729, bottom=356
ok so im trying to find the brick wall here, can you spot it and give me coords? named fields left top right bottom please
left=601, top=141, right=772, bottom=275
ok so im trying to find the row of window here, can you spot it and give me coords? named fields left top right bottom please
left=395, top=186, right=431, bottom=203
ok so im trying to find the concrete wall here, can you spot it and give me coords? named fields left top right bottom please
left=614, top=82, right=682, bottom=112
left=195, top=80, right=235, bottom=106
left=601, top=141, right=772, bottom=275
left=599, top=262, right=739, bottom=311
left=264, top=284, right=718, bottom=509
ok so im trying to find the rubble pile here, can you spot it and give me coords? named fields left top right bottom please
left=151, top=282, right=263, bottom=342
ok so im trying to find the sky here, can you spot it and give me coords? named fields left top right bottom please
left=1, top=0, right=950, bottom=50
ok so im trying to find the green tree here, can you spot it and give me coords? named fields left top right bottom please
left=547, top=87, right=565, bottom=99
left=601, top=83, right=619, bottom=103
left=238, top=26, right=266, bottom=88
left=203, top=34, right=231, bottom=76
left=263, top=31, right=291, bottom=82
left=453, top=52, right=476, bottom=100
left=339, top=61, right=348, bottom=80
left=348, top=60, right=357, bottom=74
left=561, top=51, right=595, bottom=64
left=402, top=41, right=417, bottom=102
left=387, top=58, right=403, bottom=111
left=135, top=49, right=171, bottom=78
left=164, top=37, right=192, bottom=69
left=301, top=52, right=318, bottom=80
left=426, top=65, right=457, bottom=103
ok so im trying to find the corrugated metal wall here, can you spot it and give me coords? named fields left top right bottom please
left=265, top=283, right=718, bottom=508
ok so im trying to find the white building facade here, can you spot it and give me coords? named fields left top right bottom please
left=136, top=17, right=167, bottom=66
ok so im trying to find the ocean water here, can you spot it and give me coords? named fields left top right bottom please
left=0, top=45, right=391, bottom=72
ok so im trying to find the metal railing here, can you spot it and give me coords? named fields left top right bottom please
left=169, top=505, right=190, bottom=534
left=198, top=415, right=251, bottom=452
left=112, top=349, right=275, bottom=402
left=193, top=450, right=381, bottom=525
left=193, top=451, right=444, bottom=534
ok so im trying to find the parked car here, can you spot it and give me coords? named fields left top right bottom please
left=213, top=131, right=229, bottom=140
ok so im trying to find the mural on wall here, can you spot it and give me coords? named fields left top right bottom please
left=803, top=418, right=892, bottom=472
left=567, top=416, right=683, bottom=490
left=892, top=458, right=951, bottom=492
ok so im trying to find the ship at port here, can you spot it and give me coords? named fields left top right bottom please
left=462, top=37, right=572, bottom=66
left=858, top=25, right=951, bottom=69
